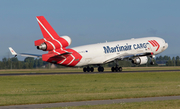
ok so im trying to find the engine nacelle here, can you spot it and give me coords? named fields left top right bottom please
left=35, top=36, right=72, bottom=51
left=61, top=36, right=72, bottom=46
left=132, top=56, right=148, bottom=65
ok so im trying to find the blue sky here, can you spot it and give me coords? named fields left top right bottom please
left=0, top=0, right=180, bottom=60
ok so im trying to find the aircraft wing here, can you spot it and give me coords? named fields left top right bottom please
left=9, top=47, right=42, bottom=58
left=120, top=52, right=153, bottom=59
left=9, top=47, right=72, bottom=58
left=103, top=52, right=153, bottom=63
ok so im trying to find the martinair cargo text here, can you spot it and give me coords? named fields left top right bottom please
left=9, top=16, right=168, bottom=72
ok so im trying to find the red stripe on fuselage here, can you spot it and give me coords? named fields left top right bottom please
left=148, top=40, right=155, bottom=47
left=42, top=48, right=82, bottom=67
left=57, top=49, right=82, bottom=67
left=148, top=40, right=160, bottom=52
left=151, top=40, right=157, bottom=46
left=65, top=49, right=82, bottom=66
left=153, top=40, right=160, bottom=51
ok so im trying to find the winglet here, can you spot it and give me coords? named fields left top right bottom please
left=9, top=47, right=17, bottom=57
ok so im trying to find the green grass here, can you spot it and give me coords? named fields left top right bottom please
left=0, top=71, right=180, bottom=106
left=1, top=66, right=180, bottom=74
left=49, top=100, right=180, bottom=109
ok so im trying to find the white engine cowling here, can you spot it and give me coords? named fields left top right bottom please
left=61, top=36, right=72, bottom=46
left=36, top=36, right=72, bottom=51
left=132, top=56, right=148, bottom=65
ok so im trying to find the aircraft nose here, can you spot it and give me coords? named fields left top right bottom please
left=163, top=43, right=168, bottom=50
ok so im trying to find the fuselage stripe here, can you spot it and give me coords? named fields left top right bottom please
left=148, top=40, right=155, bottom=47
left=152, top=40, right=157, bottom=46
left=153, top=40, right=160, bottom=51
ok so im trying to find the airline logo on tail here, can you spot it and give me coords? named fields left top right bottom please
left=148, top=40, right=160, bottom=51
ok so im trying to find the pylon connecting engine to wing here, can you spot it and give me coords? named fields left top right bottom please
left=35, top=36, right=71, bottom=51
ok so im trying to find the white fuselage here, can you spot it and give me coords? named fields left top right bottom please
left=72, top=37, right=168, bottom=66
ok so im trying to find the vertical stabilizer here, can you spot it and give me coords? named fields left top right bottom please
left=36, top=16, right=60, bottom=40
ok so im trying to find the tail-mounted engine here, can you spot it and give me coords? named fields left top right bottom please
left=35, top=36, right=72, bottom=51
left=132, top=56, right=148, bottom=65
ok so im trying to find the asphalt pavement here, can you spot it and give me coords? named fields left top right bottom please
left=0, top=69, right=180, bottom=76
left=1, top=96, right=180, bottom=109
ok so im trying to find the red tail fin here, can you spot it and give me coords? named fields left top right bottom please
left=35, top=16, right=71, bottom=51
left=36, top=16, right=60, bottom=40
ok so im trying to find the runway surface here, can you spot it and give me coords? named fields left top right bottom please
left=1, top=96, right=180, bottom=109
left=0, top=69, right=180, bottom=76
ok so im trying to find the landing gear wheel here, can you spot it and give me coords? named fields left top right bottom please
left=98, top=66, right=104, bottom=72
left=90, top=67, right=94, bottom=72
left=115, top=67, right=119, bottom=72
left=83, top=66, right=94, bottom=72
left=87, top=67, right=90, bottom=72
left=83, top=67, right=87, bottom=72
left=111, top=67, right=115, bottom=72
left=118, top=67, right=122, bottom=72
left=111, top=67, right=122, bottom=72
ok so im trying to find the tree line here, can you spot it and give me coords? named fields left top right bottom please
left=0, top=55, right=179, bottom=69
left=0, top=57, right=47, bottom=69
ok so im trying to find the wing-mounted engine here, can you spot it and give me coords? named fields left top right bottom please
left=35, top=35, right=72, bottom=51
left=132, top=56, right=148, bottom=65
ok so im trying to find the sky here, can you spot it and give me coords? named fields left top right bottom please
left=0, top=0, right=180, bottom=60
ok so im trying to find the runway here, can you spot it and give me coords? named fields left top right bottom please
left=0, top=69, right=180, bottom=76
left=1, top=96, right=180, bottom=109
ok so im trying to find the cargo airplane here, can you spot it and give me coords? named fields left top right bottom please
left=9, top=16, right=168, bottom=72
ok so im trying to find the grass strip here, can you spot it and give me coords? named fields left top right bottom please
left=0, top=71, right=180, bottom=106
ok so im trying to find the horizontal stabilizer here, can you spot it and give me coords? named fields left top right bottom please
left=9, top=47, right=42, bottom=58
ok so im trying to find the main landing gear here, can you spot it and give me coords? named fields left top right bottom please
left=98, top=65, right=104, bottom=72
left=83, top=66, right=104, bottom=72
left=111, top=60, right=122, bottom=72
left=111, top=66, right=122, bottom=72
left=83, top=61, right=122, bottom=72
left=83, top=66, right=94, bottom=72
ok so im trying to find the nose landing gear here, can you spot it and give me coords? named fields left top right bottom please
left=150, top=55, right=155, bottom=65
